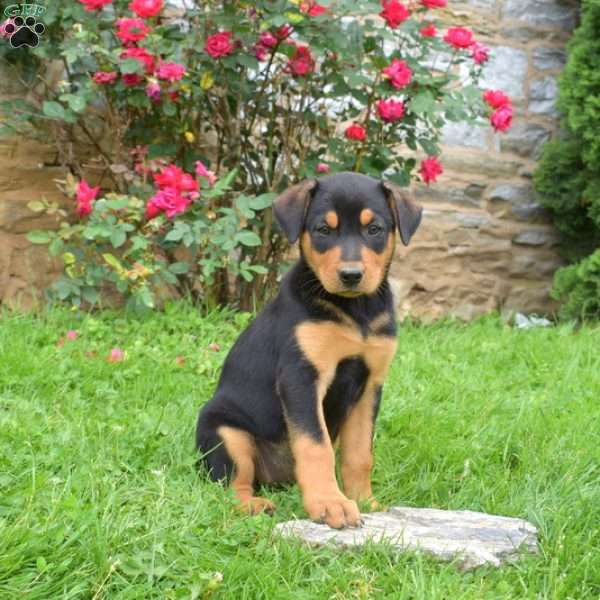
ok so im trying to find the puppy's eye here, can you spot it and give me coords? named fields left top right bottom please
left=367, top=224, right=383, bottom=236
left=316, top=225, right=331, bottom=236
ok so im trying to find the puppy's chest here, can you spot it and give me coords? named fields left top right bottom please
left=295, top=318, right=397, bottom=385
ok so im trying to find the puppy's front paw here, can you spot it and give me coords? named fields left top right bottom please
left=303, top=492, right=362, bottom=529
left=237, top=496, right=276, bottom=516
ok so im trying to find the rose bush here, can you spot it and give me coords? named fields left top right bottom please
left=0, top=0, right=513, bottom=310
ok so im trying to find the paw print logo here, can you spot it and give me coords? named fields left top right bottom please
left=4, top=16, right=45, bottom=48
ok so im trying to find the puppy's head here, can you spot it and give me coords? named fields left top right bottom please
left=273, top=172, right=422, bottom=297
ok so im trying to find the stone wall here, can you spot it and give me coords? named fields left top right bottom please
left=389, top=0, right=578, bottom=321
left=0, top=60, right=67, bottom=309
left=0, top=0, right=578, bottom=317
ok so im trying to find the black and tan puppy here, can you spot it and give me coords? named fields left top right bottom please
left=196, top=172, right=422, bottom=529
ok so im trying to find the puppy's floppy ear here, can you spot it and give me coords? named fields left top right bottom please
left=381, top=181, right=423, bottom=246
left=273, top=179, right=318, bottom=243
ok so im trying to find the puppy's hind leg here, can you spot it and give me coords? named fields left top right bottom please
left=214, top=426, right=276, bottom=515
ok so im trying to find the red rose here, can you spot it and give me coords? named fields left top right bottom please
left=254, top=44, right=269, bottom=61
left=145, top=198, right=162, bottom=219
left=483, top=89, right=511, bottom=109
left=288, top=46, right=315, bottom=77
left=147, top=188, right=191, bottom=219
left=276, top=24, right=293, bottom=40
left=300, top=1, right=327, bottom=16
left=79, top=0, right=111, bottom=10
left=121, top=47, right=156, bottom=74
left=259, top=32, right=278, bottom=48
left=382, top=59, right=413, bottom=89
left=153, top=164, right=198, bottom=193
left=156, top=62, right=186, bottom=82
left=380, top=1, right=410, bottom=29
left=76, top=179, right=100, bottom=217
left=345, top=124, right=366, bottom=141
left=195, top=161, right=217, bottom=186
left=122, top=73, right=143, bottom=86
left=146, top=81, right=161, bottom=101
left=420, top=24, right=437, bottom=37
left=420, top=156, right=443, bottom=184
left=471, top=42, right=490, bottom=65
left=443, top=27, right=474, bottom=49
left=116, top=17, right=150, bottom=45
left=93, top=71, right=118, bottom=84
left=376, top=98, right=406, bottom=123
left=421, top=0, right=446, bottom=7
left=491, top=105, right=513, bottom=132
left=205, top=31, right=234, bottom=59
left=316, top=163, right=330, bottom=173
left=129, top=0, right=162, bottom=18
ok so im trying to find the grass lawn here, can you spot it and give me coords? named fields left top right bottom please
left=1, top=303, right=599, bottom=599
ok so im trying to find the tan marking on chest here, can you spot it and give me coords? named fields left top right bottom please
left=369, top=311, right=393, bottom=334
left=295, top=321, right=397, bottom=387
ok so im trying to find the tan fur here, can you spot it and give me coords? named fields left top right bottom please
left=360, top=233, right=395, bottom=295
left=294, top=320, right=397, bottom=516
left=325, top=211, right=339, bottom=229
left=369, top=311, right=393, bottom=335
left=296, top=321, right=397, bottom=387
left=339, top=382, right=378, bottom=504
left=217, top=426, right=275, bottom=514
left=301, top=232, right=345, bottom=294
left=360, top=208, right=374, bottom=226
left=291, top=432, right=361, bottom=529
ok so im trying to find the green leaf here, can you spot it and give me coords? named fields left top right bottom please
left=148, top=144, right=178, bottom=159
left=387, top=171, right=410, bottom=187
left=103, top=253, right=124, bottom=272
left=248, top=193, right=276, bottom=210
left=236, top=54, right=259, bottom=70
left=248, top=265, right=268, bottom=274
left=106, top=198, right=130, bottom=210
left=410, top=92, right=437, bottom=117
left=121, top=58, right=143, bottom=74
left=60, top=94, right=86, bottom=113
left=27, top=230, right=51, bottom=244
left=48, top=238, right=64, bottom=256
left=418, top=138, right=439, bottom=156
left=204, top=168, right=238, bottom=198
left=163, top=101, right=177, bottom=117
left=82, top=287, right=99, bottom=305
left=161, top=270, right=177, bottom=284
left=138, top=287, right=155, bottom=309
left=53, top=277, right=80, bottom=300
left=42, top=101, right=65, bottom=121
left=165, top=226, right=186, bottom=242
left=168, top=262, right=189, bottom=274
left=235, top=231, right=262, bottom=247
left=110, top=229, right=127, bottom=248
left=27, top=200, right=45, bottom=213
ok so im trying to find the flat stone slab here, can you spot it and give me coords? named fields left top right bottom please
left=275, top=506, right=538, bottom=571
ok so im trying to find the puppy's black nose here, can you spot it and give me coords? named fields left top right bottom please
left=339, top=268, right=363, bottom=286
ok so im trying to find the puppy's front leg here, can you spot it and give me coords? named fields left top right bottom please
left=278, top=363, right=361, bottom=529
left=340, top=382, right=381, bottom=509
